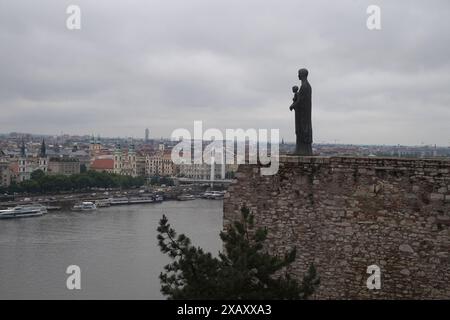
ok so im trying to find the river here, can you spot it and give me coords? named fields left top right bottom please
left=0, top=199, right=223, bottom=299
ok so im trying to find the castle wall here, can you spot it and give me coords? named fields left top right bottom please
left=223, top=156, right=450, bottom=299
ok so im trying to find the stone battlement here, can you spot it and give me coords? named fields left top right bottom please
left=223, top=156, right=450, bottom=299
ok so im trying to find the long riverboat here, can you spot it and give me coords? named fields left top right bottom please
left=0, top=204, right=47, bottom=219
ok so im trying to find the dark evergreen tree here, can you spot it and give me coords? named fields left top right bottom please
left=30, top=169, right=45, bottom=181
left=157, top=206, right=320, bottom=299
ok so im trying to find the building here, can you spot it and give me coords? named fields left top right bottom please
left=113, top=144, right=137, bottom=177
left=177, top=163, right=237, bottom=180
left=177, top=162, right=212, bottom=180
left=89, top=136, right=103, bottom=158
left=176, top=148, right=238, bottom=180
left=0, top=153, right=11, bottom=187
left=38, top=139, right=49, bottom=173
left=1, top=165, right=12, bottom=187
left=18, top=139, right=30, bottom=182
left=70, top=149, right=91, bottom=170
left=145, top=128, right=150, bottom=143
left=15, top=139, right=50, bottom=182
left=90, top=158, right=114, bottom=173
left=145, top=150, right=174, bottom=177
left=136, top=155, right=146, bottom=177
left=48, top=157, right=80, bottom=176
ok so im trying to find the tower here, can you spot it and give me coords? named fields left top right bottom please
left=18, top=138, right=29, bottom=182
left=89, top=134, right=102, bottom=157
left=113, top=143, right=122, bottom=175
left=128, top=144, right=137, bottom=177
left=145, top=128, right=149, bottom=143
left=38, top=139, right=48, bottom=173
left=20, top=139, right=26, bottom=158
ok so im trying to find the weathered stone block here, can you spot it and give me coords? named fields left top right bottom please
left=399, top=244, right=414, bottom=254
left=430, top=193, right=444, bottom=201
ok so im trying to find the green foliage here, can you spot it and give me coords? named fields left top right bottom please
left=30, top=169, right=45, bottom=181
left=157, top=206, right=320, bottom=300
left=6, top=171, right=144, bottom=194
left=149, top=175, right=174, bottom=186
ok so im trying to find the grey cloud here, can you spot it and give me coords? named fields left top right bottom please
left=0, top=0, right=449, bottom=145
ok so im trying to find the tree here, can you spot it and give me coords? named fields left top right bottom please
left=30, top=169, right=45, bottom=181
left=157, top=206, right=320, bottom=300
left=150, top=175, right=160, bottom=185
left=21, top=179, right=40, bottom=193
left=160, top=176, right=174, bottom=186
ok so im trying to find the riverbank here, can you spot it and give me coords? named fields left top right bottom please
left=0, top=183, right=224, bottom=210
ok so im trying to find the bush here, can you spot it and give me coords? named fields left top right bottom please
left=157, top=206, right=320, bottom=300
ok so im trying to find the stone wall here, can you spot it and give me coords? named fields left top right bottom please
left=223, top=156, right=450, bottom=299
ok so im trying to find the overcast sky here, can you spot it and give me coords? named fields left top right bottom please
left=0, top=0, right=449, bottom=145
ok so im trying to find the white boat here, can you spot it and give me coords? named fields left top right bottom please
left=109, top=197, right=129, bottom=205
left=177, top=194, right=195, bottom=201
left=95, top=199, right=111, bottom=207
left=128, top=197, right=154, bottom=204
left=153, top=195, right=164, bottom=203
left=202, top=192, right=213, bottom=199
left=0, top=204, right=47, bottom=219
left=72, top=202, right=97, bottom=211
left=212, top=191, right=225, bottom=199
left=203, top=191, right=225, bottom=200
left=45, top=205, right=62, bottom=211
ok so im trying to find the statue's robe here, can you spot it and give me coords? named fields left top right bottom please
left=293, top=80, right=312, bottom=155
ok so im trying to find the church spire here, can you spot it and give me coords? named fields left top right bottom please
left=40, top=139, right=47, bottom=157
left=20, top=138, right=26, bottom=158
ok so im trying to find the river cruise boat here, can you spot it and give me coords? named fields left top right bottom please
left=95, top=199, right=111, bottom=208
left=0, top=204, right=47, bottom=219
left=72, top=202, right=97, bottom=211
left=109, top=197, right=129, bottom=206
left=128, top=197, right=154, bottom=204
left=203, top=191, right=226, bottom=200
left=45, top=205, right=62, bottom=211
left=177, top=194, right=196, bottom=201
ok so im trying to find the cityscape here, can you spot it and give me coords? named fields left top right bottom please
left=1, top=129, right=449, bottom=192
left=0, top=0, right=449, bottom=310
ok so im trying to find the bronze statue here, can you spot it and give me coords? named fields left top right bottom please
left=289, top=68, right=312, bottom=155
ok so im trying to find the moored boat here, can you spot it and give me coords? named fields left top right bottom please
left=177, top=194, right=195, bottom=201
left=109, top=197, right=129, bottom=206
left=202, top=191, right=225, bottom=200
left=0, top=204, right=47, bottom=219
left=95, top=199, right=111, bottom=207
left=46, top=205, right=62, bottom=211
left=72, top=202, right=97, bottom=211
left=128, top=197, right=154, bottom=204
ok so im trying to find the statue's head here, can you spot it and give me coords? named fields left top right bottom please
left=298, top=68, right=309, bottom=80
left=292, top=85, right=299, bottom=93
